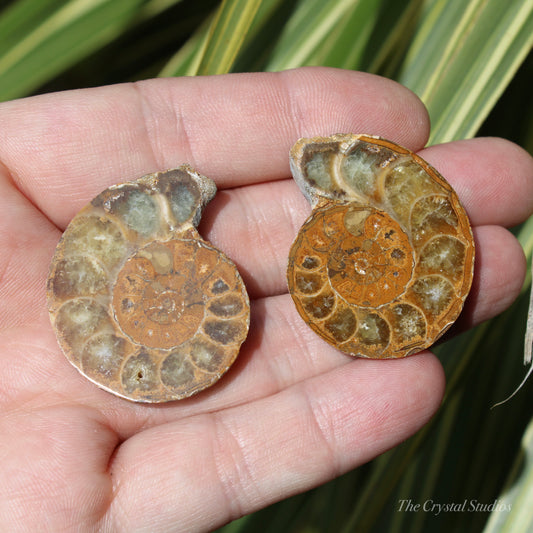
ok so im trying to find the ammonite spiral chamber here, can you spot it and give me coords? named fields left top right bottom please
left=47, top=166, right=250, bottom=402
left=287, top=134, right=474, bottom=359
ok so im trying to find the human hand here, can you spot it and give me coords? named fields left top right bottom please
left=0, top=67, right=531, bottom=531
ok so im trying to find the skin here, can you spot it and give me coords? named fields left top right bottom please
left=0, top=67, right=532, bottom=532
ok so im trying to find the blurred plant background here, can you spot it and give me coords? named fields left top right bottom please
left=1, top=0, right=532, bottom=531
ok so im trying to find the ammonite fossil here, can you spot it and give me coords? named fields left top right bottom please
left=287, top=134, right=474, bottom=359
left=47, top=166, right=250, bottom=402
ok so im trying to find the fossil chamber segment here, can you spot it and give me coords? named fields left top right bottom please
left=47, top=166, right=250, bottom=402
left=287, top=134, right=474, bottom=359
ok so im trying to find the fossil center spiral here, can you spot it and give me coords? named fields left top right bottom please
left=325, top=205, right=415, bottom=307
left=112, top=239, right=205, bottom=349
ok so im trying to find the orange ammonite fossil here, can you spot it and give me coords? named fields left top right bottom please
left=47, top=166, right=250, bottom=402
left=287, top=134, right=474, bottom=359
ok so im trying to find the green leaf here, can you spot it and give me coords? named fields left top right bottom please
left=159, top=0, right=286, bottom=77
left=266, top=0, right=381, bottom=71
left=483, top=415, right=533, bottom=533
left=361, top=0, right=425, bottom=77
left=398, top=0, right=533, bottom=144
left=0, top=0, right=147, bottom=102
left=194, top=0, right=264, bottom=75
left=159, top=12, right=214, bottom=77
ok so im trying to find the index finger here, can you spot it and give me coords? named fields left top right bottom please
left=0, top=67, right=429, bottom=228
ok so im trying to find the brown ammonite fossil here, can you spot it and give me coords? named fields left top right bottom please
left=287, top=134, right=474, bottom=359
left=47, top=166, right=250, bottom=402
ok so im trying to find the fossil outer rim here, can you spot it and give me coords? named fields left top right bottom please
left=287, top=133, right=474, bottom=359
left=47, top=165, right=250, bottom=403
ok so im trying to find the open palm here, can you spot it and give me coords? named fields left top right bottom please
left=1, top=68, right=531, bottom=532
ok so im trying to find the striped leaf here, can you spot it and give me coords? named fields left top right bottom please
left=194, top=0, right=263, bottom=75
left=266, top=0, right=381, bottom=71
left=482, top=414, right=533, bottom=533
left=0, top=0, right=152, bottom=102
left=398, top=0, right=533, bottom=144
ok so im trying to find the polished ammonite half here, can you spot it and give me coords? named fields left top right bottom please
left=287, top=134, right=474, bottom=358
left=47, top=166, right=250, bottom=402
